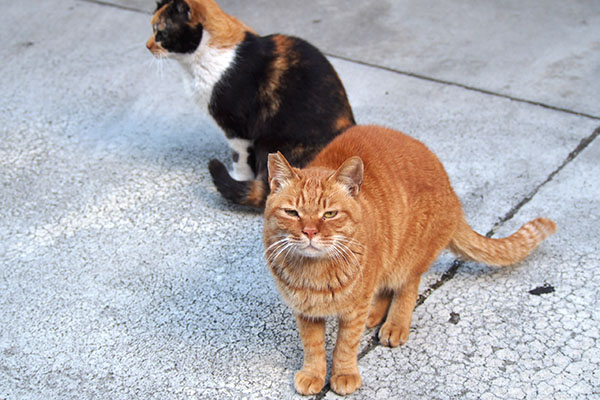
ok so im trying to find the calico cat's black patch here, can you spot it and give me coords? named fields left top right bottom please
left=208, top=159, right=253, bottom=205
left=154, top=0, right=203, bottom=54
left=155, top=0, right=178, bottom=12
left=208, top=32, right=355, bottom=206
left=155, top=0, right=169, bottom=11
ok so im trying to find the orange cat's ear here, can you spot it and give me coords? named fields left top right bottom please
left=331, top=156, right=363, bottom=197
left=268, top=152, right=298, bottom=192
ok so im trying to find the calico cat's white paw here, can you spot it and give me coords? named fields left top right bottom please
left=228, top=138, right=255, bottom=181
left=230, top=164, right=255, bottom=181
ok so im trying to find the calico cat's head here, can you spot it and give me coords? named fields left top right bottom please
left=264, top=152, right=364, bottom=262
left=146, top=0, right=203, bottom=56
left=146, top=0, right=252, bottom=57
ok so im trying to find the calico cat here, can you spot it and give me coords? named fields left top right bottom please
left=263, top=125, right=556, bottom=395
left=146, top=0, right=355, bottom=207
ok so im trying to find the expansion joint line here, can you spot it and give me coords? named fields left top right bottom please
left=489, top=125, right=600, bottom=235
left=313, top=125, right=600, bottom=400
left=79, top=0, right=148, bottom=13
left=326, top=53, right=600, bottom=122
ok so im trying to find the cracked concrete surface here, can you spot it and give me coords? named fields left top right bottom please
left=1, top=0, right=599, bottom=399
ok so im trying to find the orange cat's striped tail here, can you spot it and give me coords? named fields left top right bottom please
left=448, top=216, right=556, bottom=267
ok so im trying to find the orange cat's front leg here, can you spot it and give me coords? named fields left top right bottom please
left=330, top=307, right=369, bottom=395
left=294, top=314, right=326, bottom=395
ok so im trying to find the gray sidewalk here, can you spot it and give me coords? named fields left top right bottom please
left=1, top=0, right=599, bottom=399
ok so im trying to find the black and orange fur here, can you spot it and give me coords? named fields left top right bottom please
left=147, top=0, right=355, bottom=207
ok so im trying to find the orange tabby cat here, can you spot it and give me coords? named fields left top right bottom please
left=263, top=125, right=556, bottom=395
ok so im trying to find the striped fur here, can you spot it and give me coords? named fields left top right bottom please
left=264, top=125, right=556, bottom=395
left=449, top=217, right=556, bottom=266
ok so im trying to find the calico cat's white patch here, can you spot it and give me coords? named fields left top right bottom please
left=175, top=31, right=237, bottom=107
left=228, top=138, right=255, bottom=181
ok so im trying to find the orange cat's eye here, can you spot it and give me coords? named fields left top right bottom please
left=323, top=211, right=338, bottom=219
left=285, top=209, right=299, bottom=218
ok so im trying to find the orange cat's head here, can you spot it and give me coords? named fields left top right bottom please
left=264, top=152, right=364, bottom=262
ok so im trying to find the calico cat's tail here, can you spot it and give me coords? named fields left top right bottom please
left=208, top=159, right=268, bottom=208
left=448, top=216, right=556, bottom=267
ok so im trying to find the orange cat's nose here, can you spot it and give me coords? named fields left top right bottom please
left=302, top=226, right=318, bottom=240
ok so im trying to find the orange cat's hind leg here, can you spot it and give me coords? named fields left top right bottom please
left=367, top=292, right=392, bottom=328
left=378, top=277, right=421, bottom=347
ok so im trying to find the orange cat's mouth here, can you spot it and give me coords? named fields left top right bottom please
left=304, top=243, right=321, bottom=251
left=267, top=234, right=358, bottom=263
left=297, top=241, right=327, bottom=258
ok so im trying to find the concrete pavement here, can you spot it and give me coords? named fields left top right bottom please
left=1, top=0, right=599, bottom=399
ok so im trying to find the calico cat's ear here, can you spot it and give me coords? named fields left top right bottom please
left=156, top=0, right=190, bottom=19
left=155, top=0, right=170, bottom=12
left=174, top=0, right=192, bottom=19
left=268, top=152, right=298, bottom=192
left=331, top=156, right=364, bottom=197
left=155, top=0, right=190, bottom=18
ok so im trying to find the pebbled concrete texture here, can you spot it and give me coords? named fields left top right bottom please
left=1, top=0, right=599, bottom=399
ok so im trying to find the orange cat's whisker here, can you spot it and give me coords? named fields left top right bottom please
left=335, top=235, right=365, bottom=248
left=330, top=244, right=351, bottom=266
left=332, top=239, right=361, bottom=266
left=325, top=246, right=346, bottom=267
left=266, top=238, right=297, bottom=265
left=266, top=237, right=288, bottom=251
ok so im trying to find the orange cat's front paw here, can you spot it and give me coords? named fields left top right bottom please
left=294, top=370, right=325, bottom=395
left=378, top=322, right=410, bottom=347
left=330, top=373, right=362, bottom=395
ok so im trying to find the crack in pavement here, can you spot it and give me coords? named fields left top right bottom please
left=325, top=53, right=600, bottom=122
left=78, top=0, right=144, bottom=13
left=488, top=126, right=600, bottom=236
